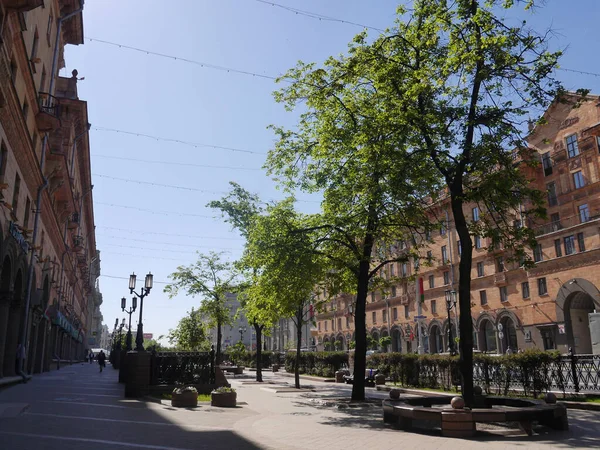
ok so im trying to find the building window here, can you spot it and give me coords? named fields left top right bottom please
left=547, top=182, right=558, bottom=206
left=457, top=240, right=462, bottom=256
left=542, top=151, right=553, bottom=176
left=428, top=275, right=434, bottom=289
left=332, top=319, right=335, bottom=331
left=370, top=292, right=375, bottom=303
left=425, top=229, right=431, bottom=241
left=389, top=264, right=395, bottom=277
left=597, top=136, right=600, bottom=154
left=318, top=322, right=321, bottom=331
left=499, top=286, right=508, bottom=302
left=564, top=235, right=575, bottom=255
left=404, top=305, right=409, bottom=319
left=577, top=232, right=585, bottom=252
left=47, top=12, right=53, bottom=44
left=472, top=207, right=479, bottom=222
left=480, top=290, right=487, bottom=306
left=496, top=257, right=504, bottom=272
left=431, top=300, right=437, bottom=314
left=337, top=318, right=342, bottom=330
left=443, top=271, right=450, bottom=285
left=391, top=286, right=397, bottom=298
left=0, top=144, right=7, bottom=181
left=566, top=134, right=579, bottom=158
left=10, top=58, right=18, bottom=83
left=541, top=329, right=555, bottom=350
left=401, top=263, right=407, bottom=277
left=382, top=309, right=387, bottom=323
left=550, top=212, right=560, bottom=231
left=554, top=239, right=562, bottom=258
left=426, top=250, right=432, bottom=262
left=522, top=282, right=530, bottom=299
left=477, top=262, right=484, bottom=277
left=441, top=246, right=448, bottom=264
left=372, top=311, right=376, bottom=324
left=12, top=173, right=21, bottom=215
left=30, top=28, right=39, bottom=72
left=23, top=197, right=31, bottom=228
left=413, top=258, right=419, bottom=270
left=578, top=204, right=590, bottom=223
left=474, top=235, right=481, bottom=249
left=393, top=307, right=398, bottom=320
left=533, top=243, right=543, bottom=262
left=573, top=171, right=585, bottom=189
left=440, top=222, right=446, bottom=236
left=538, top=277, right=548, bottom=296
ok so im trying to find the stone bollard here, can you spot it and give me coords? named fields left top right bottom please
left=272, top=364, right=279, bottom=373
left=335, top=370, right=345, bottom=383
left=375, top=373, right=386, bottom=386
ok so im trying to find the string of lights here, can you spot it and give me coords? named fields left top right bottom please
left=96, top=233, right=242, bottom=249
left=253, top=0, right=386, bottom=32
left=96, top=226, right=243, bottom=240
left=92, top=126, right=266, bottom=155
left=92, top=154, right=263, bottom=171
left=95, top=201, right=215, bottom=218
left=86, top=37, right=280, bottom=81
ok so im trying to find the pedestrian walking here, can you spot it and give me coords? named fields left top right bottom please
left=97, top=350, right=106, bottom=372
left=89, top=351, right=94, bottom=364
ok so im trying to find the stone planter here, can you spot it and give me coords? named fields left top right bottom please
left=211, top=391, right=237, bottom=407
left=171, top=390, right=198, bottom=408
left=375, top=373, right=386, bottom=386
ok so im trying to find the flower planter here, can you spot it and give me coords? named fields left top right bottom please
left=211, top=391, right=237, bottom=407
left=171, top=390, right=198, bottom=408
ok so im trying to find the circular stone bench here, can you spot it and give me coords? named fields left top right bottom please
left=382, top=395, right=568, bottom=438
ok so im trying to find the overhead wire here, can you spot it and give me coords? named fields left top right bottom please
left=96, top=233, right=244, bottom=249
left=92, top=126, right=266, bottom=155
left=95, top=201, right=215, bottom=218
left=92, top=154, right=262, bottom=171
left=96, top=226, right=244, bottom=240
left=102, top=243, right=237, bottom=253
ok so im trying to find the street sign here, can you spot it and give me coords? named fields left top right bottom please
left=413, top=315, right=427, bottom=322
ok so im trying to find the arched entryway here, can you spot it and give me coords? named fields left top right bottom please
left=380, top=329, right=390, bottom=352
left=335, top=334, right=345, bottom=351
left=499, top=315, right=518, bottom=354
left=479, top=319, right=498, bottom=353
left=3, top=269, right=23, bottom=377
left=565, top=292, right=596, bottom=354
left=0, top=256, right=12, bottom=377
left=391, top=327, right=402, bottom=352
left=370, top=330, right=380, bottom=351
left=429, top=323, right=443, bottom=354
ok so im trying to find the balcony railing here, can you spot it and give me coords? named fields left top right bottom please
left=37, top=93, right=61, bottom=131
left=534, top=211, right=599, bottom=237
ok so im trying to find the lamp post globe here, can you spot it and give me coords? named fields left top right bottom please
left=129, top=271, right=153, bottom=351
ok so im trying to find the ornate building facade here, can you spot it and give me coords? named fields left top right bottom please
left=0, top=0, right=100, bottom=379
left=314, top=94, right=600, bottom=356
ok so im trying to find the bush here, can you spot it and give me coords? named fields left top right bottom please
left=285, top=352, right=348, bottom=377
left=236, top=351, right=275, bottom=368
left=368, top=350, right=562, bottom=395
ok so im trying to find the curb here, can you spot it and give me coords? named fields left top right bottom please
left=559, top=401, right=600, bottom=411
left=274, top=372, right=335, bottom=383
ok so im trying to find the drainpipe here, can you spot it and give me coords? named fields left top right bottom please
left=20, top=1, right=86, bottom=376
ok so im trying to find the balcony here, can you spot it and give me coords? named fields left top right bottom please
left=552, top=148, right=567, bottom=162
left=494, top=272, right=507, bottom=286
left=534, top=211, right=599, bottom=237
left=37, top=93, right=61, bottom=132
left=68, top=212, right=80, bottom=229
left=4, top=0, right=44, bottom=11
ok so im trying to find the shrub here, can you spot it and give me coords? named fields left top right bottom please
left=212, top=386, right=236, bottom=393
left=284, top=352, right=348, bottom=377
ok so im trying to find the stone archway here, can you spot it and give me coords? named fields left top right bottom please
left=3, top=269, right=24, bottom=377
left=429, top=323, right=443, bottom=354
left=380, top=328, right=390, bottom=353
left=442, top=320, right=457, bottom=353
left=370, top=330, right=380, bottom=351
left=499, top=315, right=518, bottom=354
left=335, top=333, right=345, bottom=351
left=556, top=278, right=600, bottom=354
left=391, top=327, right=402, bottom=352
left=479, top=318, right=498, bottom=353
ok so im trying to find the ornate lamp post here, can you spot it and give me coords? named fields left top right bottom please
left=445, top=290, right=457, bottom=355
left=238, top=326, right=247, bottom=344
left=121, top=296, right=137, bottom=351
left=129, top=272, right=153, bottom=351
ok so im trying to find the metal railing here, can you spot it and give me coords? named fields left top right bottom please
left=150, top=350, right=215, bottom=385
left=38, top=92, right=60, bottom=118
left=534, top=212, right=599, bottom=237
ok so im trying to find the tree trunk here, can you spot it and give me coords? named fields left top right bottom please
left=295, top=307, right=303, bottom=389
left=254, top=321, right=263, bottom=382
left=352, top=257, right=371, bottom=401
left=450, top=190, right=475, bottom=407
left=216, top=320, right=222, bottom=365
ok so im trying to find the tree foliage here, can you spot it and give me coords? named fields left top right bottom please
left=166, top=308, right=209, bottom=351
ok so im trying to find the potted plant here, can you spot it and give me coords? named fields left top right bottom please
left=171, top=386, right=198, bottom=408
left=211, top=386, right=237, bottom=407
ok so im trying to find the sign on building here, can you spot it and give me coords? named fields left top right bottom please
left=143, top=333, right=153, bottom=340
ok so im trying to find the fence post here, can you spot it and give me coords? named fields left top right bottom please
left=569, top=347, right=579, bottom=393
left=210, top=345, right=216, bottom=384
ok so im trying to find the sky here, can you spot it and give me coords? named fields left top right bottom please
left=61, top=0, right=600, bottom=344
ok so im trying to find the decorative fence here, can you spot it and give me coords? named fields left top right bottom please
left=150, top=350, right=215, bottom=386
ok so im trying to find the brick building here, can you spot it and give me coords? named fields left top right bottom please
left=0, top=0, right=101, bottom=379
left=314, top=93, right=600, bottom=356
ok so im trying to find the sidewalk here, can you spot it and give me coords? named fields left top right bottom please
left=0, top=363, right=599, bottom=449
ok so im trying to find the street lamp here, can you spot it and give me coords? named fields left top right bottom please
left=129, top=272, right=153, bottom=351
left=121, top=296, right=137, bottom=351
left=445, top=290, right=457, bottom=355
left=239, top=326, right=247, bottom=344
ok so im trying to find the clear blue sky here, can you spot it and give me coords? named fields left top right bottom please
left=62, top=0, right=600, bottom=343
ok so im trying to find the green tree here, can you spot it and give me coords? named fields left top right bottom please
left=166, top=308, right=209, bottom=351
left=379, top=336, right=392, bottom=353
left=243, top=200, right=328, bottom=389
left=208, top=182, right=278, bottom=382
left=164, top=252, right=237, bottom=364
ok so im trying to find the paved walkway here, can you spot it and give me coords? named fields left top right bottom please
left=0, top=363, right=599, bottom=449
